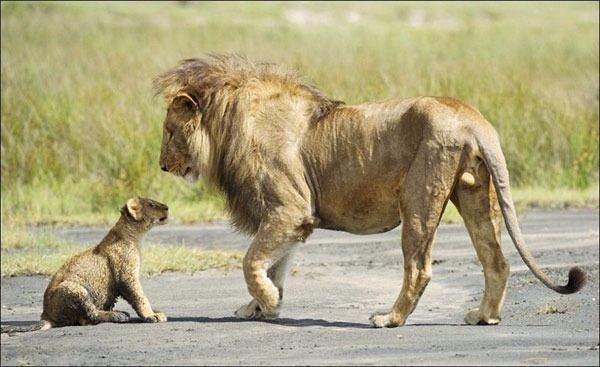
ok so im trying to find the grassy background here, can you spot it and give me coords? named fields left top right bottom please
left=0, top=223, right=242, bottom=277
left=1, top=1, right=598, bottom=227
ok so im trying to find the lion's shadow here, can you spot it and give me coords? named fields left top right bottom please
left=1, top=318, right=552, bottom=330
left=0, top=317, right=372, bottom=329
left=0, top=318, right=369, bottom=329
left=167, top=316, right=372, bottom=329
left=166, top=317, right=552, bottom=328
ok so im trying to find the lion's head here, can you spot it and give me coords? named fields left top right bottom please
left=157, top=91, right=208, bottom=183
left=154, top=55, right=261, bottom=184
left=153, top=54, right=343, bottom=233
left=154, top=55, right=342, bottom=185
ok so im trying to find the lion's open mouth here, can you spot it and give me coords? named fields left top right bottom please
left=158, top=216, right=168, bottom=224
left=183, top=167, right=192, bottom=177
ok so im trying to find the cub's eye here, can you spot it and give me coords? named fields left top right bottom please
left=149, top=203, right=156, bottom=208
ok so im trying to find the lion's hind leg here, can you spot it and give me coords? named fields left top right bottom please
left=370, top=141, right=461, bottom=328
left=451, top=162, right=509, bottom=325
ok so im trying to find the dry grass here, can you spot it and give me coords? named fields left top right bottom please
left=537, top=303, right=566, bottom=315
left=1, top=2, right=598, bottom=227
left=141, top=245, right=242, bottom=276
left=0, top=225, right=242, bottom=277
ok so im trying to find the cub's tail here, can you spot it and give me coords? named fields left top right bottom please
left=1, top=320, right=53, bottom=333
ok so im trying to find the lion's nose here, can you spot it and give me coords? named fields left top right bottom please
left=160, top=164, right=168, bottom=172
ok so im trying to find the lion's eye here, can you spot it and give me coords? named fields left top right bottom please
left=164, top=127, right=174, bottom=144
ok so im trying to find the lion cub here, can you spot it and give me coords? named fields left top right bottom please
left=2, top=197, right=169, bottom=333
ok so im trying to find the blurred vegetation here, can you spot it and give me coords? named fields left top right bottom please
left=1, top=223, right=242, bottom=277
left=1, top=1, right=598, bottom=227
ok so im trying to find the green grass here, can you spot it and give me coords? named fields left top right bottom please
left=1, top=222, right=74, bottom=250
left=1, top=225, right=242, bottom=277
left=1, top=1, right=598, bottom=228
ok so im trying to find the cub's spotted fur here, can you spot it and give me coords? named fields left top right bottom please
left=1, top=197, right=169, bottom=333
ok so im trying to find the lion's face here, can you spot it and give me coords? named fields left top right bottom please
left=159, top=93, right=204, bottom=183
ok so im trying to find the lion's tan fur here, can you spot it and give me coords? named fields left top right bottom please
left=155, top=54, right=585, bottom=327
left=154, top=54, right=342, bottom=234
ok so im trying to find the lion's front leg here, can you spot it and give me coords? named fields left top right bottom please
left=234, top=215, right=308, bottom=321
left=234, top=251, right=297, bottom=320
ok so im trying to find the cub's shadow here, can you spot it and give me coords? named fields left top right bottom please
left=1, top=321, right=38, bottom=327
left=167, top=316, right=372, bottom=329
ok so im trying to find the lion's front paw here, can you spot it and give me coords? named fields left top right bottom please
left=234, top=300, right=280, bottom=320
left=111, top=310, right=130, bottom=323
left=235, top=299, right=261, bottom=320
left=143, top=311, right=167, bottom=323
left=369, top=311, right=403, bottom=328
left=464, top=308, right=500, bottom=325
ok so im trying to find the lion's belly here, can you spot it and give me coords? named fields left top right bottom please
left=316, top=179, right=402, bottom=235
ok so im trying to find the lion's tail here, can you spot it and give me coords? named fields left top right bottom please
left=0, top=320, right=53, bottom=333
left=474, top=126, right=586, bottom=295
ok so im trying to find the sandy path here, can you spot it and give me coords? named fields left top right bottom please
left=2, top=209, right=598, bottom=365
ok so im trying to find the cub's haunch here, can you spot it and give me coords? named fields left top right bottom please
left=1, top=197, right=169, bottom=333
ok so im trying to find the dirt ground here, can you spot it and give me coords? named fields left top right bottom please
left=1, top=209, right=599, bottom=366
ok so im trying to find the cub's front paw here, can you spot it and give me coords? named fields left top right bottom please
left=143, top=310, right=167, bottom=323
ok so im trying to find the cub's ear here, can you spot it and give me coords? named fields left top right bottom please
left=126, top=197, right=143, bottom=221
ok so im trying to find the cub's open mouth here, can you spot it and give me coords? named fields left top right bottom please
left=158, top=216, right=168, bottom=224
left=183, top=167, right=192, bottom=176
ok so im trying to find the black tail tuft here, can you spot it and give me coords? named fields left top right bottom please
left=556, top=266, right=587, bottom=294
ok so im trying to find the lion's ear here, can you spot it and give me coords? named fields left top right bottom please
left=126, top=197, right=143, bottom=221
left=172, top=92, right=198, bottom=112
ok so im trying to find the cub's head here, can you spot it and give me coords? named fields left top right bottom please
left=121, top=197, right=169, bottom=229
left=158, top=92, right=208, bottom=183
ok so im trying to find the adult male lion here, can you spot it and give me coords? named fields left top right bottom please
left=154, top=54, right=585, bottom=328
